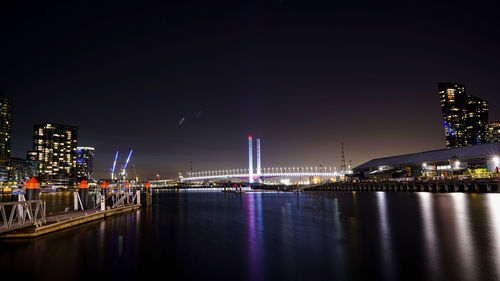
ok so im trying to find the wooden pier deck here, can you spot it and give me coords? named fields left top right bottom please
left=0, top=205, right=140, bottom=239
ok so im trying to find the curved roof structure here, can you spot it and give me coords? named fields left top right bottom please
left=354, top=143, right=500, bottom=171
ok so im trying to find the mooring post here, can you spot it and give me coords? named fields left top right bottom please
left=74, top=192, right=78, bottom=211
left=78, top=180, right=89, bottom=209
left=25, top=177, right=40, bottom=201
left=136, top=190, right=140, bottom=205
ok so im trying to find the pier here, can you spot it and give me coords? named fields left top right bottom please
left=0, top=180, right=153, bottom=239
left=303, top=179, right=500, bottom=193
left=0, top=205, right=140, bottom=238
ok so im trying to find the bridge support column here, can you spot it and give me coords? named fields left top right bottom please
left=248, top=136, right=254, bottom=184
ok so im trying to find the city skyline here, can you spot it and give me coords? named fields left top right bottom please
left=2, top=2, right=500, bottom=179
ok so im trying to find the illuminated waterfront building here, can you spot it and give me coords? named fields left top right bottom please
left=438, top=82, right=488, bottom=148
left=76, top=147, right=95, bottom=181
left=28, top=123, right=78, bottom=185
left=354, top=142, right=500, bottom=180
left=0, top=93, right=12, bottom=181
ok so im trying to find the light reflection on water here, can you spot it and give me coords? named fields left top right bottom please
left=488, top=195, right=500, bottom=281
left=450, top=193, right=477, bottom=281
left=1, top=191, right=500, bottom=281
left=417, top=192, right=441, bottom=281
left=376, top=192, right=395, bottom=281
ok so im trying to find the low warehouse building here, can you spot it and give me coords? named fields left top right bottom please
left=354, top=143, right=500, bottom=180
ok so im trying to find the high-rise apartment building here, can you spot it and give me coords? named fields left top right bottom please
left=0, top=94, right=13, bottom=181
left=28, top=123, right=78, bottom=183
left=76, top=147, right=94, bottom=181
left=7, top=157, right=35, bottom=182
left=488, top=121, right=500, bottom=143
left=0, top=93, right=12, bottom=166
left=465, top=95, right=489, bottom=145
left=438, top=82, right=489, bottom=148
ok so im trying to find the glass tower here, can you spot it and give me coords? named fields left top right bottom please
left=76, top=147, right=95, bottom=181
left=438, top=82, right=488, bottom=148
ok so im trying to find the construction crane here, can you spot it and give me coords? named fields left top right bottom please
left=110, top=151, right=119, bottom=180
left=120, top=149, right=133, bottom=180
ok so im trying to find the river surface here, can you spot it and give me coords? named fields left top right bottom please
left=1, top=190, right=500, bottom=281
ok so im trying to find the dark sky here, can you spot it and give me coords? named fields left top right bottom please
left=1, top=1, right=499, bottom=179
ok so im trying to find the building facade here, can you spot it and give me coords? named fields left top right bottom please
left=438, top=82, right=489, bottom=148
left=465, top=95, right=489, bottom=145
left=7, top=157, right=35, bottom=183
left=76, top=147, right=95, bottom=181
left=0, top=94, right=13, bottom=181
left=28, top=123, right=78, bottom=185
left=488, top=121, right=500, bottom=143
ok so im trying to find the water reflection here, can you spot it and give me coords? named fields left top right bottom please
left=245, top=193, right=264, bottom=281
left=2, top=191, right=500, bottom=281
left=488, top=195, right=500, bottom=280
left=417, top=193, right=440, bottom=281
left=450, top=193, right=477, bottom=281
left=376, top=192, right=395, bottom=281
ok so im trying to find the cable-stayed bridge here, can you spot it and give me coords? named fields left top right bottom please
left=179, top=136, right=347, bottom=183
left=180, top=168, right=342, bottom=182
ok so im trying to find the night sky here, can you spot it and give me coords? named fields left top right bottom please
left=1, top=1, right=499, bottom=179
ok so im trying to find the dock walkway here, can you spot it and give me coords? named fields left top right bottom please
left=0, top=205, right=140, bottom=239
left=303, top=179, right=500, bottom=193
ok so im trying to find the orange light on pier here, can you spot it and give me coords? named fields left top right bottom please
left=26, top=177, right=40, bottom=189
left=79, top=180, right=88, bottom=189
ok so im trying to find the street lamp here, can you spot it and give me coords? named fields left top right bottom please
left=492, top=156, right=499, bottom=173
left=493, top=156, right=500, bottom=165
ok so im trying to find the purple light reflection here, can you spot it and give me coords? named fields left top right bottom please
left=245, top=193, right=264, bottom=281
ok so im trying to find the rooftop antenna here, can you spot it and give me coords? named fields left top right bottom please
left=341, top=142, right=346, bottom=174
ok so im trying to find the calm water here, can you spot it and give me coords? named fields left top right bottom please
left=1, top=190, right=500, bottom=281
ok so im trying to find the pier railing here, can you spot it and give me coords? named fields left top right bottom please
left=111, top=191, right=140, bottom=209
left=0, top=200, right=46, bottom=233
